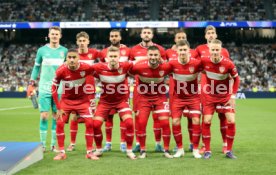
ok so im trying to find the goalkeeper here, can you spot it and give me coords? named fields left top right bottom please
left=28, top=26, right=68, bottom=152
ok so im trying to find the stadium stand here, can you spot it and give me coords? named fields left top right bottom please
left=0, top=0, right=272, bottom=21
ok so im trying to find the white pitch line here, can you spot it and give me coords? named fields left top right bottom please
left=0, top=106, right=33, bottom=111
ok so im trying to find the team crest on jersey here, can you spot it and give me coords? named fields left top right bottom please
left=118, top=68, right=123, bottom=74
left=189, top=66, right=195, bottom=73
left=88, top=54, right=93, bottom=59
left=219, top=66, right=225, bottom=73
left=80, top=71, right=86, bottom=77
left=60, top=52, right=65, bottom=59
left=121, top=50, right=126, bottom=55
left=159, top=71, right=164, bottom=76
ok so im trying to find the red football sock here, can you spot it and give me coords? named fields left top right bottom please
left=153, top=113, right=161, bottom=142
left=93, top=120, right=103, bottom=149
left=105, top=115, right=113, bottom=143
left=172, top=124, right=183, bottom=149
left=84, top=118, right=94, bottom=151
left=120, top=120, right=126, bottom=142
left=219, top=113, right=227, bottom=144
left=124, top=118, right=134, bottom=149
left=202, top=122, right=211, bottom=152
left=56, top=119, right=65, bottom=151
left=226, top=123, right=236, bottom=151
left=134, top=113, right=139, bottom=143
left=187, top=117, right=193, bottom=144
left=160, top=119, right=171, bottom=151
left=70, top=120, right=78, bottom=144
left=192, top=124, right=201, bottom=149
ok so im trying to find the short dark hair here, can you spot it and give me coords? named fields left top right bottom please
left=176, top=40, right=190, bottom=48
left=141, top=26, right=154, bottom=33
left=67, top=48, right=78, bottom=54
left=147, top=45, right=160, bottom=52
left=110, top=29, right=121, bottom=36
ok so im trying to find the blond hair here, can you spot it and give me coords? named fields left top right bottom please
left=205, top=25, right=216, bottom=34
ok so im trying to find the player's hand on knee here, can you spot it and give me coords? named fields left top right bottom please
left=56, top=109, right=65, bottom=121
left=225, top=98, right=235, bottom=109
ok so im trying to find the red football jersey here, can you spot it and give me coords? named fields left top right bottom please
left=52, top=62, right=95, bottom=109
left=168, top=58, right=202, bottom=99
left=99, top=44, right=130, bottom=62
left=93, top=62, right=132, bottom=104
left=78, top=48, right=99, bottom=65
left=129, top=43, right=166, bottom=61
left=201, top=56, right=239, bottom=97
left=130, top=60, right=171, bottom=100
left=78, top=48, right=99, bottom=95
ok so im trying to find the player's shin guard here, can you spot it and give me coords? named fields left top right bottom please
left=172, top=124, right=182, bottom=149
left=84, top=118, right=94, bottom=151
left=226, top=123, right=236, bottom=151
left=39, top=118, right=48, bottom=147
left=202, top=122, right=211, bottom=152
left=192, top=124, right=201, bottom=150
left=56, top=119, right=65, bottom=151
left=160, top=119, right=171, bottom=151
left=51, top=118, right=57, bottom=147
left=219, top=113, right=227, bottom=144
left=105, top=116, right=113, bottom=143
left=120, top=120, right=126, bottom=142
left=153, top=113, right=162, bottom=143
left=70, top=120, right=78, bottom=144
left=124, top=118, right=134, bottom=150
left=93, top=120, right=103, bottom=149
left=187, top=118, right=193, bottom=144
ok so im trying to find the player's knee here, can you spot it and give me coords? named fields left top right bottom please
left=71, top=114, right=78, bottom=121
left=172, top=118, right=180, bottom=126
left=192, top=117, right=200, bottom=125
left=93, top=119, right=103, bottom=130
left=124, top=117, right=134, bottom=128
left=85, top=118, right=94, bottom=128
left=40, top=112, right=49, bottom=120
left=203, top=115, right=212, bottom=124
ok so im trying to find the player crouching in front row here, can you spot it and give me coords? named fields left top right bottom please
left=51, top=49, right=99, bottom=160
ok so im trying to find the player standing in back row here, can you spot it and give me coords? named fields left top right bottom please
left=66, top=31, right=99, bottom=152
left=130, top=27, right=166, bottom=152
left=195, top=25, right=230, bottom=154
left=28, top=26, right=68, bottom=152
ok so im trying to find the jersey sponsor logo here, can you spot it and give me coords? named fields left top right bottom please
left=189, top=66, right=195, bottom=73
left=219, top=66, right=225, bottom=73
left=0, top=146, right=6, bottom=152
left=60, top=51, right=65, bottom=59
left=80, top=71, right=86, bottom=77
left=118, top=68, right=123, bottom=74
left=159, top=71, right=164, bottom=76
left=88, top=53, right=93, bottom=59
left=65, top=76, right=71, bottom=79
left=121, top=50, right=126, bottom=55
left=174, top=69, right=179, bottom=71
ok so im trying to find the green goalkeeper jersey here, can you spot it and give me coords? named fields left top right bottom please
left=31, top=44, right=68, bottom=96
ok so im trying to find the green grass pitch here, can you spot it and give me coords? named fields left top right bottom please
left=0, top=98, right=276, bottom=175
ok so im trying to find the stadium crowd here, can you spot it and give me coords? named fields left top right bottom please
left=0, top=42, right=275, bottom=92
left=0, top=0, right=273, bottom=21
